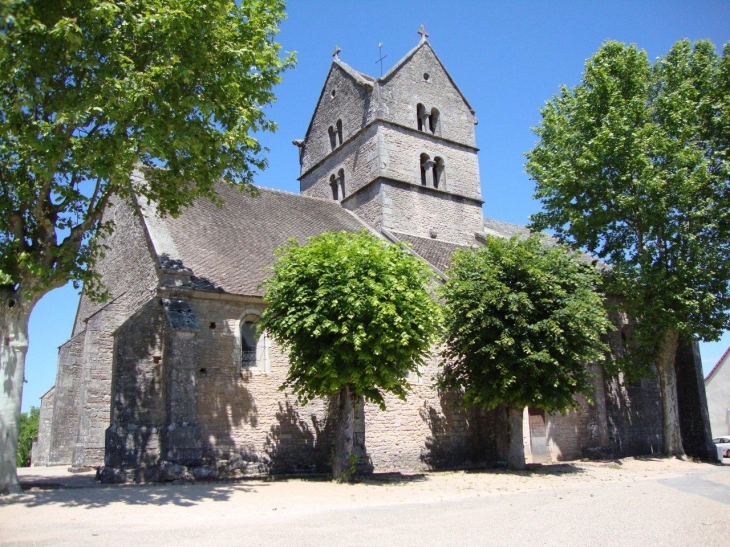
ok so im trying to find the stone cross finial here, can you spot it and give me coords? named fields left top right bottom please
left=332, top=45, right=341, bottom=59
left=417, top=25, right=429, bottom=41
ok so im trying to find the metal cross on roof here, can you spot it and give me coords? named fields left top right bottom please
left=375, top=42, right=388, bottom=77
left=417, top=24, right=429, bottom=41
left=332, top=45, right=341, bottom=59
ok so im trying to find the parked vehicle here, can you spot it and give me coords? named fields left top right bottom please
left=712, top=437, right=730, bottom=460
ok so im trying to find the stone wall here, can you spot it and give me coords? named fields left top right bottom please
left=675, top=338, right=716, bottom=460
left=47, top=334, right=84, bottom=465
left=31, top=387, right=55, bottom=466
left=300, top=124, right=380, bottom=200
left=378, top=124, right=480, bottom=200
left=544, top=362, right=610, bottom=461
left=102, top=285, right=676, bottom=479
left=104, top=291, right=513, bottom=477
left=112, top=299, right=167, bottom=429
left=363, top=356, right=507, bottom=472
left=379, top=43, right=477, bottom=147
left=377, top=180, right=484, bottom=245
left=63, top=196, right=160, bottom=468
left=300, top=63, right=372, bottom=174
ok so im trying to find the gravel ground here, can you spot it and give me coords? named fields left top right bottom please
left=1, top=457, right=728, bottom=546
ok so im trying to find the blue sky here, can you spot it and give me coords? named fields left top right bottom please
left=21, top=1, right=730, bottom=411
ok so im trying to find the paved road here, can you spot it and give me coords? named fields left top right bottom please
left=1, top=460, right=729, bottom=546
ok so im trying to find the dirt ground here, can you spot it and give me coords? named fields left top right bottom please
left=2, top=457, right=729, bottom=546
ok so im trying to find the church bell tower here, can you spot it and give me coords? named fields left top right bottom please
left=297, top=28, right=484, bottom=247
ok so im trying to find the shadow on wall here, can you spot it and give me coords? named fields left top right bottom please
left=603, top=321, right=663, bottom=457
left=265, top=398, right=336, bottom=474
left=419, top=391, right=506, bottom=469
left=106, top=299, right=168, bottom=468
left=198, top=367, right=260, bottom=470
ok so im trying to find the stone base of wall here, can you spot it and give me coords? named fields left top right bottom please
left=97, top=458, right=270, bottom=484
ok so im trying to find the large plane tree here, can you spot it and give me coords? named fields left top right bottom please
left=525, top=39, right=730, bottom=457
left=0, top=0, right=293, bottom=494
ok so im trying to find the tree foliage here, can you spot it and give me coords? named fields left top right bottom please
left=0, top=0, right=294, bottom=300
left=439, top=235, right=611, bottom=414
left=259, top=231, right=441, bottom=409
left=16, top=406, right=38, bottom=467
left=526, top=39, right=730, bottom=365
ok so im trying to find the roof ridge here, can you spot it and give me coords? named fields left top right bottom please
left=254, top=184, right=341, bottom=204
left=389, top=229, right=468, bottom=248
left=333, top=58, right=375, bottom=87
left=705, top=345, right=730, bottom=382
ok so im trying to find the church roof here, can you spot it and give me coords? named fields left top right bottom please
left=389, top=231, right=467, bottom=274
left=139, top=183, right=372, bottom=297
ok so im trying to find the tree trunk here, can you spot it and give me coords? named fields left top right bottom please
left=656, top=326, right=685, bottom=458
left=332, top=384, right=355, bottom=481
left=1, top=293, right=33, bottom=495
left=506, top=406, right=526, bottom=470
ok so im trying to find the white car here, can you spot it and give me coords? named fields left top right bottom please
left=712, top=437, right=730, bottom=460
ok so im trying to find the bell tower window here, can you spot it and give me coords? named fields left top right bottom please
left=330, top=174, right=339, bottom=200
left=417, top=103, right=426, bottom=131
left=420, top=154, right=431, bottom=186
left=429, top=108, right=440, bottom=135
left=328, top=125, right=337, bottom=151
left=338, top=168, right=346, bottom=198
left=433, top=157, right=444, bottom=188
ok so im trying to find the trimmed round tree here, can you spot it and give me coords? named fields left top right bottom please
left=259, top=231, right=440, bottom=480
left=439, top=235, right=611, bottom=469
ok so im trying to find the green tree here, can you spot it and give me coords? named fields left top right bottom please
left=259, top=231, right=440, bottom=480
left=0, top=0, right=293, bottom=494
left=438, top=235, right=611, bottom=469
left=16, top=406, right=39, bottom=467
left=525, top=39, right=730, bottom=458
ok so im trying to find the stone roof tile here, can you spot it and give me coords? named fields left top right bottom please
left=389, top=231, right=467, bottom=273
left=145, top=185, right=368, bottom=297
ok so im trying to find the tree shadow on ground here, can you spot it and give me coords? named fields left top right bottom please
left=357, top=472, right=427, bottom=485
left=3, top=480, right=268, bottom=509
left=463, top=462, right=586, bottom=477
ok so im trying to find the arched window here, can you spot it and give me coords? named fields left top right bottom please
left=336, top=119, right=343, bottom=146
left=330, top=174, right=339, bottom=200
left=328, top=126, right=337, bottom=151
left=420, top=153, right=430, bottom=186
left=417, top=103, right=426, bottom=131
left=338, top=168, right=346, bottom=198
left=239, top=312, right=269, bottom=371
left=432, top=157, right=444, bottom=189
left=241, top=319, right=259, bottom=369
left=429, top=108, right=440, bottom=135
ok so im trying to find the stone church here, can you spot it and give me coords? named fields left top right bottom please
left=32, top=33, right=712, bottom=479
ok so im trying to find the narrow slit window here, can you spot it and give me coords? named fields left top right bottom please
left=338, top=168, right=346, bottom=198
left=330, top=174, right=339, bottom=200
left=328, top=126, right=336, bottom=150
left=417, top=103, right=426, bottom=131
left=336, top=119, right=343, bottom=146
left=420, top=153, right=430, bottom=186
left=430, top=108, right=440, bottom=135
left=433, top=157, right=444, bottom=189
